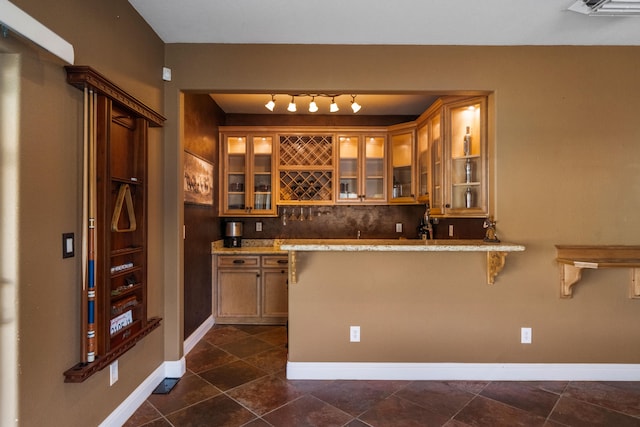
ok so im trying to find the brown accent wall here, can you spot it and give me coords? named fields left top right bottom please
left=3, top=1, right=164, bottom=426
left=164, top=44, right=640, bottom=365
left=183, top=94, right=224, bottom=337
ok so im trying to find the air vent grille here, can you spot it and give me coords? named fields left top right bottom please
left=569, top=0, right=640, bottom=15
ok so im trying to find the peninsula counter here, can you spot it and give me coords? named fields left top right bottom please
left=280, top=239, right=525, bottom=285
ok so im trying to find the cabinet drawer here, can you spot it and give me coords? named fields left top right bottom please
left=217, top=255, right=260, bottom=267
left=262, top=256, right=288, bottom=268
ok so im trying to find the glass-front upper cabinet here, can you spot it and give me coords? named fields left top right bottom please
left=444, top=96, right=487, bottom=216
left=388, top=123, right=416, bottom=203
left=220, top=133, right=276, bottom=216
left=416, top=103, right=443, bottom=210
left=337, top=134, right=386, bottom=203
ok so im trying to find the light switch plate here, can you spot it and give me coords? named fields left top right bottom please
left=162, top=66, right=172, bottom=81
left=395, top=223, right=403, bottom=233
left=62, top=233, right=74, bottom=258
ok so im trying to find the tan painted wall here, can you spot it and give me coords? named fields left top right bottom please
left=2, top=1, right=165, bottom=425
left=165, top=44, right=640, bottom=363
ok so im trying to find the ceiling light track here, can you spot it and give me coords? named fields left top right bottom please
left=264, top=94, right=361, bottom=113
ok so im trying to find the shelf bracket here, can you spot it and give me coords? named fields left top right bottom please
left=559, top=263, right=584, bottom=298
left=289, top=250, right=298, bottom=284
left=487, top=251, right=508, bottom=285
left=630, top=268, right=640, bottom=299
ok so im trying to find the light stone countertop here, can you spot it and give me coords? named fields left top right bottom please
left=279, top=239, right=525, bottom=252
left=212, top=238, right=526, bottom=254
left=211, top=239, right=285, bottom=255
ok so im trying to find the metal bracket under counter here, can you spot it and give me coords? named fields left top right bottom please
left=281, top=239, right=525, bottom=285
left=556, top=245, right=640, bottom=298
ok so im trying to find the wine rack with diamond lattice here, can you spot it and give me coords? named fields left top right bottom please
left=279, top=135, right=334, bottom=204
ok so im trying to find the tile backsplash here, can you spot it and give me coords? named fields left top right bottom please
left=223, top=205, right=486, bottom=240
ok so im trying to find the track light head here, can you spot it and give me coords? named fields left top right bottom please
left=308, top=97, right=319, bottom=113
left=265, top=95, right=275, bottom=111
left=350, top=95, right=361, bottom=113
left=287, top=96, right=297, bottom=112
left=329, top=97, right=339, bottom=113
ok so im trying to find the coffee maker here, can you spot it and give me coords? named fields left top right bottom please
left=224, top=221, right=243, bottom=248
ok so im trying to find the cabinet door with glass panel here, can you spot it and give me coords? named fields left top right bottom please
left=388, top=123, right=417, bottom=203
left=443, top=96, right=487, bottom=216
left=337, top=133, right=387, bottom=203
left=220, top=133, right=277, bottom=216
left=416, top=100, right=443, bottom=212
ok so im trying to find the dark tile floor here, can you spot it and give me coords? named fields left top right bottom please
left=125, top=325, right=640, bottom=427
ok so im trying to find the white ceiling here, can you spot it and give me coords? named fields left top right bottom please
left=128, top=0, right=640, bottom=115
left=129, top=0, right=640, bottom=46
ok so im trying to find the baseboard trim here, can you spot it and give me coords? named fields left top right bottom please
left=286, top=362, right=640, bottom=381
left=184, top=315, right=215, bottom=355
left=100, top=316, right=215, bottom=427
left=99, top=359, right=187, bottom=427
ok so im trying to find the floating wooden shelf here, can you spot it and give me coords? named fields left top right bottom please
left=555, top=245, right=640, bottom=298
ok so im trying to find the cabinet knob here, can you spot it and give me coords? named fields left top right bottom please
left=445, top=203, right=451, bottom=208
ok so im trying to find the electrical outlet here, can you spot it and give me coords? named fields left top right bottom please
left=395, top=223, right=403, bottom=233
left=350, top=326, right=361, bottom=342
left=521, top=327, right=532, bottom=344
left=256, top=221, right=262, bottom=232
left=110, top=360, right=119, bottom=385
left=448, top=224, right=454, bottom=237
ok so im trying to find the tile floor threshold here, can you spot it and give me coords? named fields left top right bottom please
left=125, top=324, right=640, bottom=427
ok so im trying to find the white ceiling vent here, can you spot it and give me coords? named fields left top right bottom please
left=569, top=0, right=640, bottom=15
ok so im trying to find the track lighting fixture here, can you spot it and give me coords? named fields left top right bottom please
left=308, top=97, right=319, bottom=113
left=350, top=95, right=361, bottom=113
left=329, top=97, right=339, bottom=113
left=264, top=95, right=276, bottom=111
left=287, top=96, right=297, bottom=112
left=263, top=94, right=361, bottom=113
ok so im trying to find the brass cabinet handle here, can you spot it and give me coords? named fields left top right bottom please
left=277, top=259, right=288, bottom=265
left=232, top=259, right=245, bottom=264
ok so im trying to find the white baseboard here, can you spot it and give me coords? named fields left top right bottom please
left=99, top=359, right=186, bottom=427
left=100, top=316, right=214, bottom=426
left=184, top=315, right=215, bottom=355
left=286, top=362, right=640, bottom=381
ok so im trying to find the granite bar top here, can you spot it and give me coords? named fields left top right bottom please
left=212, top=238, right=526, bottom=254
left=279, top=239, right=525, bottom=252
left=211, top=239, right=285, bottom=255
